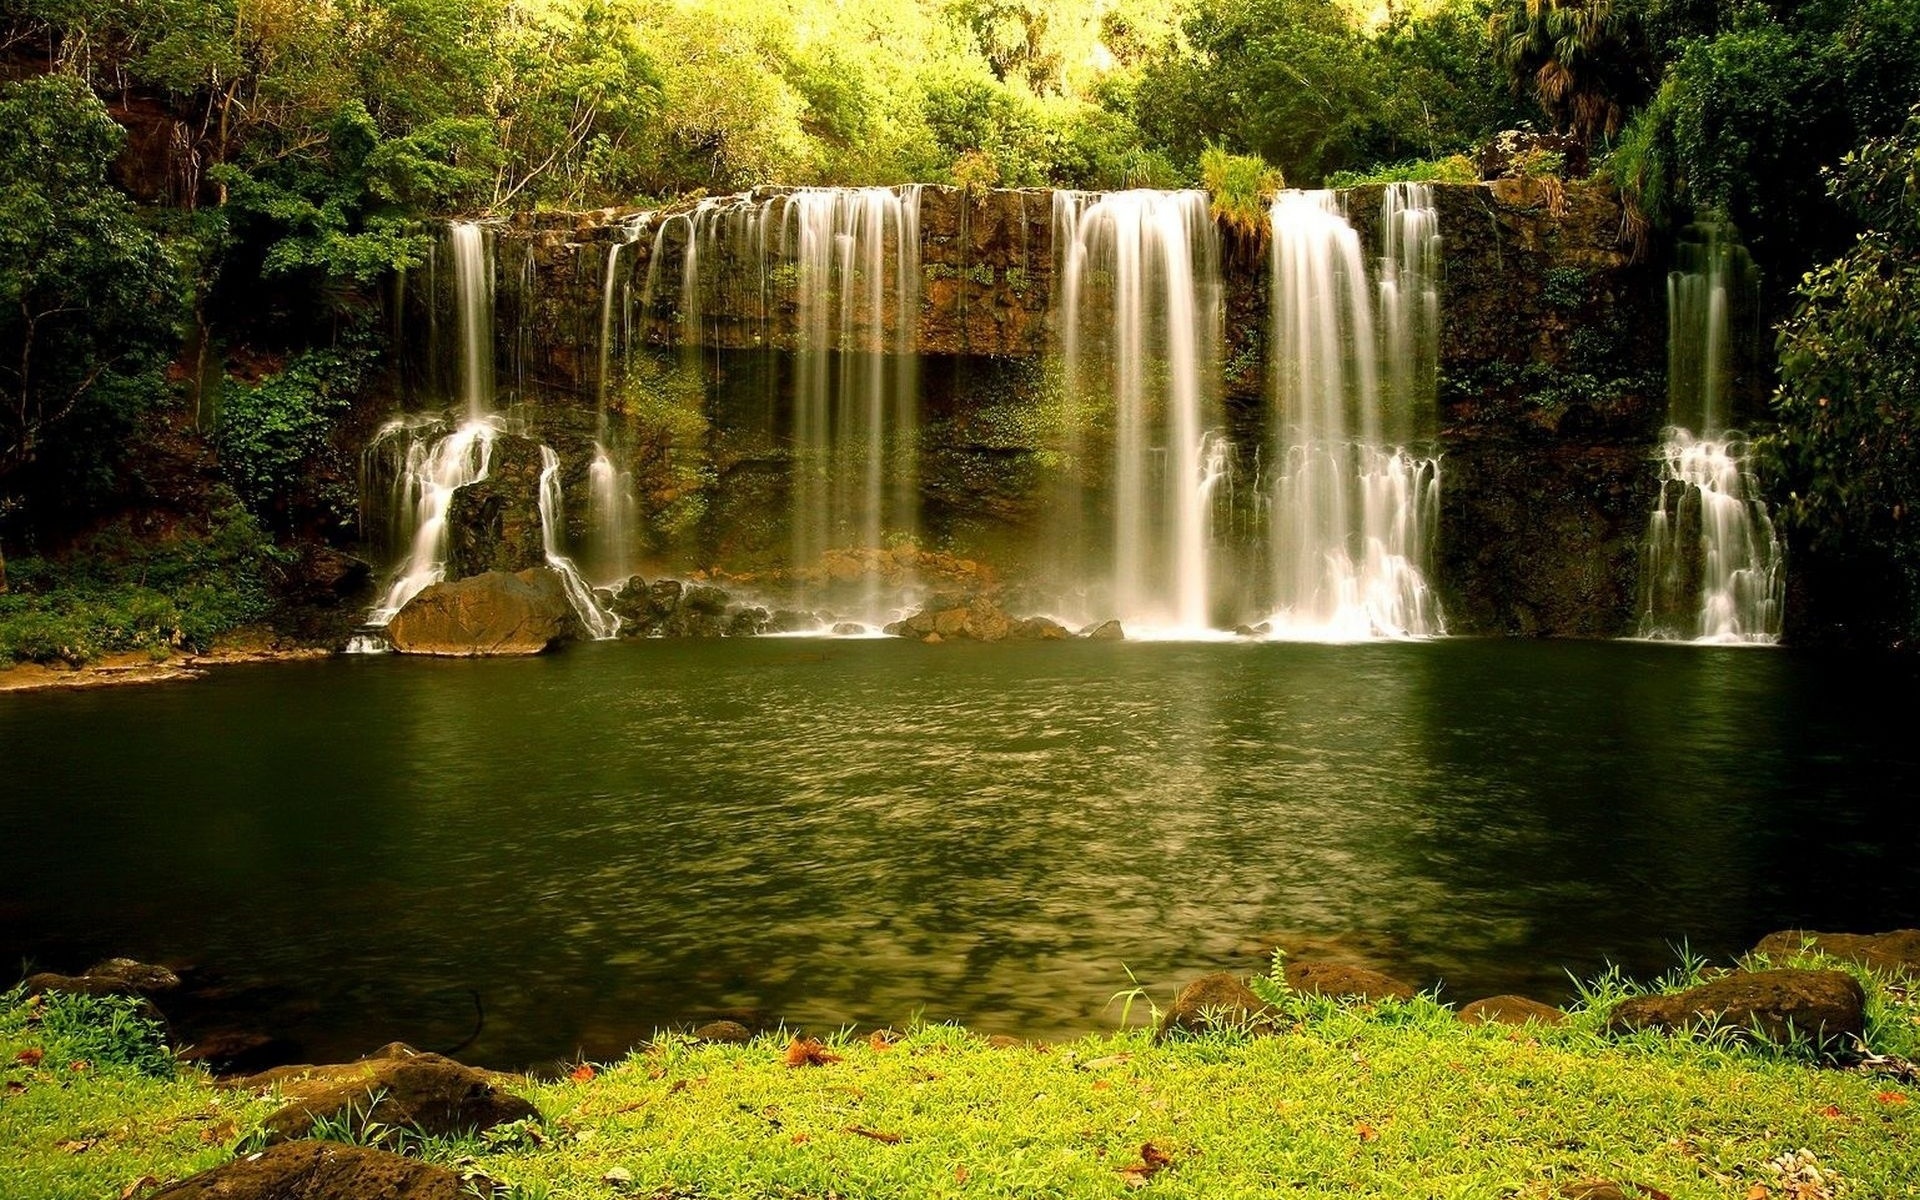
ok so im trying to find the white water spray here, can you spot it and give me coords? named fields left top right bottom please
left=1265, top=187, right=1443, bottom=640
left=538, top=447, right=622, bottom=639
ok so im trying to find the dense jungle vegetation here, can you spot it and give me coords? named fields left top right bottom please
left=2, top=0, right=1919, bottom=655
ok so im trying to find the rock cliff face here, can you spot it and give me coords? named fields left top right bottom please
left=377, top=180, right=1664, bottom=637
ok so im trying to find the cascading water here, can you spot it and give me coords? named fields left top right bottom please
left=1638, top=229, right=1783, bottom=643
left=786, top=187, right=923, bottom=620
left=640, top=188, right=923, bottom=621
left=365, top=221, right=621, bottom=640
left=538, top=447, right=622, bottom=638
left=1264, top=186, right=1443, bottom=640
left=367, top=222, right=502, bottom=626
left=1052, top=189, right=1226, bottom=633
left=590, top=230, right=643, bottom=585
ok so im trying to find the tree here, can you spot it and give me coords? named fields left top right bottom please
left=1490, top=0, right=1651, bottom=145
left=0, top=75, right=179, bottom=498
left=1766, top=108, right=1920, bottom=646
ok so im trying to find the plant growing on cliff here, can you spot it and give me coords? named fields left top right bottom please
left=1199, top=145, right=1283, bottom=242
left=1765, top=107, right=1920, bottom=647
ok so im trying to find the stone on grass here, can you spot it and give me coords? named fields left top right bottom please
left=151, top=1141, right=477, bottom=1200
left=24, top=957, right=179, bottom=1000
left=228, top=1044, right=538, bottom=1142
left=1283, top=961, right=1416, bottom=1002
left=1458, top=995, right=1565, bottom=1026
left=1156, top=973, right=1275, bottom=1040
left=693, top=1020, right=753, bottom=1045
left=1753, top=929, right=1920, bottom=978
left=1605, top=968, right=1865, bottom=1047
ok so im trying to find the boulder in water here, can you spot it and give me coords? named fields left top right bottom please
left=1752, top=929, right=1920, bottom=978
left=1605, top=968, right=1865, bottom=1047
left=386, top=568, right=577, bottom=656
left=25, top=957, right=180, bottom=1000
left=151, top=1141, right=477, bottom=1200
left=885, top=594, right=1020, bottom=642
left=1082, top=619, right=1125, bottom=641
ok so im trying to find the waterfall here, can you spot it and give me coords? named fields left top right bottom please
left=538, top=447, right=622, bottom=638
left=365, top=220, right=623, bottom=641
left=449, top=221, right=496, bottom=421
left=586, top=442, right=637, bottom=586
left=366, top=222, right=504, bottom=626
left=1638, top=229, right=1783, bottom=643
left=1052, top=189, right=1226, bottom=633
left=786, top=187, right=923, bottom=619
left=1265, top=186, right=1443, bottom=640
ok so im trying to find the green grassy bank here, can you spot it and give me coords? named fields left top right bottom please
left=4, top=955, right=1916, bottom=1200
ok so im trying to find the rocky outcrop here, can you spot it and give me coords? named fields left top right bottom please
left=1458, top=995, right=1565, bottom=1027
left=386, top=568, right=576, bottom=656
left=608, top=576, right=774, bottom=636
left=1753, top=929, right=1920, bottom=978
left=227, top=1043, right=537, bottom=1143
left=446, top=434, right=548, bottom=579
left=1605, top=969, right=1866, bottom=1047
left=152, top=1142, right=478, bottom=1200
left=884, top=594, right=1072, bottom=642
left=1156, top=972, right=1275, bottom=1040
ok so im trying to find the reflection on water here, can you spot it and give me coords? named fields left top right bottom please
left=2, top=640, right=1915, bottom=1068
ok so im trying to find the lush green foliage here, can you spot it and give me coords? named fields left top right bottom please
left=1766, top=109, right=1920, bottom=646
left=1489, top=0, right=1652, bottom=144
left=0, top=504, right=284, bottom=663
left=0, top=75, right=180, bottom=497
left=1198, top=145, right=1283, bottom=239
left=1133, top=0, right=1527, bottom=185
left=216, top=348, right=369, bottom=532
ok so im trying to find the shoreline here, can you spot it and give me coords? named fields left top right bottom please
left=0, top=646, right=334, bottom=695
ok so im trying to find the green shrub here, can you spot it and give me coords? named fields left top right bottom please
left=5, top=990, right=175, bottom=1079
left=1199, top=145, right=1283, bottom=239
left=1325, top=154, right=1477, bottom=188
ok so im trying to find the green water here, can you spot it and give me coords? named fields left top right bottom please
left=2, top=638, right=1915, bottom=1068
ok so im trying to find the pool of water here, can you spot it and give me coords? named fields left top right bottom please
left=3, top=638, right=1916, bottom=1068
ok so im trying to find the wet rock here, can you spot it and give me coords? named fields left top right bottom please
left=231, top=1044, right=538, bottom=1142
left=922, top=631, right=944, bottom=644
left=1458, top=995, right=1564, bottom=1026
left=647, top=578, right=685, bottom=615
left=831, top=622, right=868, bottom=636
left=24, top=958, right=180, bottom=1000
left=282, top=545, right=373, bottom=605
left=387, top=568, right=576, bottom=656
left=766, top=609, right=821, bottom=633
left=151, top=1141, right=479, bottom=1200
left=1082, top=619, right=1125, bottom=641
left=1753, top=929, right=1920, bottom=978
left=684, top=584, right=730, bottom=615
left=886, top=593, right=1019, bottom=642
left=1010, top=616, right=1070, bottom=640
left=727, top=606, right=771, bottom=636
left=693, top=1020, right=753, bottom=1044
left=1156, top=972, right=1276, bottom=1040
left=1606, top=969, right=1866, bottom=1047
left=445, top=434, right=548, bottom=579
left=1283, top=961, right=1416, bottom=1002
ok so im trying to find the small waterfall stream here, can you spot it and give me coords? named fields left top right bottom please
left=362, top=221, right=620, bottom=639
left=1638, top=229, right=1783, bottom=643
left=1265, top=186, right=1443, bottom=640
left=1052, top=189, right=1226, bottom=633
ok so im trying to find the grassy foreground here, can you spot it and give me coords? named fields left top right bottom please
left=3, top=957, right=1917, bottom=1200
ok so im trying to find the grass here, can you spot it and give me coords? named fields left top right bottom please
left=2, top=952, right=1916, bottom=1200
left=1200, top=145, right=1284, bottom=241
left=1326, top=155, right=1479, bottom=190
